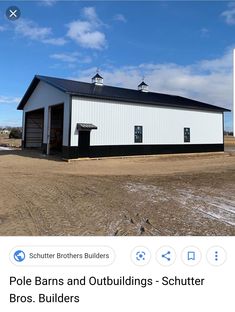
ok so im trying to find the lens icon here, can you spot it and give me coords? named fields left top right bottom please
left=131, top=246, right=151, bottom=266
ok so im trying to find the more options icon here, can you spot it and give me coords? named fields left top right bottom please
left=207, top=246, right=226, bottom=266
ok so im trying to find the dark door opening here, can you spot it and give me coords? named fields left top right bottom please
left=50, top=104, right=64, bottom=153
left=78, top=130, right=90, bottom=157
left=25, top=109, right=44, bottom=149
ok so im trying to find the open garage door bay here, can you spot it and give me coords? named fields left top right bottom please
left=25, top=109, right=44, bottom=148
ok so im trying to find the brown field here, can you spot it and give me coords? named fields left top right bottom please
left=0, top=149, right=235, bottom=236
left=0, top=134, right=21, bottom=148
left=224, top=135, right=235, bottom=146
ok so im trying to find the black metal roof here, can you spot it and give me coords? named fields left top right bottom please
left=77, top=123, right=97, bottom=130
left=17, top=75, right=230, bottom=112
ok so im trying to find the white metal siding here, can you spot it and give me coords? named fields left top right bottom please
left=71, top=97, right=223, bottom=146
left=23, top=81, right=70, bottom=146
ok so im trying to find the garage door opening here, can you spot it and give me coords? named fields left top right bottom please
left=49, top=104, right=64, bottom=154
left=25, top=109, right=44, bottom=149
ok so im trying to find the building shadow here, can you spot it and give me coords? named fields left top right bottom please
left=0, top=148, right=63, bottom=162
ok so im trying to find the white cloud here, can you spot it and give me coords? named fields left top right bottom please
left=221, top=3, right=235, bottom=25
left=83, top=7, right=99, bottom=22
left=38, top=0, right=57, bottom=7
left=51, top=53, right=79, bottom=63
left=196, top=50, right=232, bottom=73
left=200, top=27, right=209, bottom=37
left=113, top=14, right=127, bottom=23
left=66, top=7, right=106, bottom=50
left=0, top=96, right=21, bottom=104
left=50, top=52, right=92, bottom=64
left=43, top=37, right=66, bottom=46
left=14, top=19, right=66, bottom=45
left=15, top=19, right=51, bottom=40
left=72, top=49, right=233, bottom=110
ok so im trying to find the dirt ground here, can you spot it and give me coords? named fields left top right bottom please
left=0, top=134, right=21, bottom=148
left=0, top=149, right=235, bottom=236
left=224, top=135, right=235, bottom=145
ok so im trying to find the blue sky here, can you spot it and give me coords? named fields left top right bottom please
left=0, top=1, right=234, bottom=130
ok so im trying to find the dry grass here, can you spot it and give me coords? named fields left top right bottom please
left=0, top=134, right=21, bottom=148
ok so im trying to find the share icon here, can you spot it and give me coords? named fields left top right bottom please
left=162, top=251, right=171, bottom=261
left=156, top=246, right=176, bottom=266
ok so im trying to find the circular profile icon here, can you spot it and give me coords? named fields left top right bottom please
left=14, top=250, right=25, bottom=262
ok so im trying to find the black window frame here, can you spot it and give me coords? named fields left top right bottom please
left=134, top=125, right=143, bottom=143
left=184, top=127, right=190, bottom=143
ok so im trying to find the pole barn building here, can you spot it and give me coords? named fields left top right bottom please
left=17, top=74, right=229, bottom=159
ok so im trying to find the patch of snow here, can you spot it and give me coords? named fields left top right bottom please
left=177, top=189, right=235, bottom=226
left=0, top=146, right=12, bottom=150
left=124, top=182, right=235, bottom=227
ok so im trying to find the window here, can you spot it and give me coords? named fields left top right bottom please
left=184, top=127, right=190, bottom=143
left=134, top=126, right=143, bottom=143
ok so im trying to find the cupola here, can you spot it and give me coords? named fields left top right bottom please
left=138, top=80, right=149, bottom=92
left=92, top=72, right=103, bottom=86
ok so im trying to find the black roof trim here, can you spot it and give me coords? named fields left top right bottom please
left=17, top=75, right=230, bottom=112
left=138, top=81, right=148, bottom=87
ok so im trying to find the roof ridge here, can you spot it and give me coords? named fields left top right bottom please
left=36, top=74, right=179, bottom=98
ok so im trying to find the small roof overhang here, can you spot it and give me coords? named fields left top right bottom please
left=77, top=123, right=98, bottom=130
